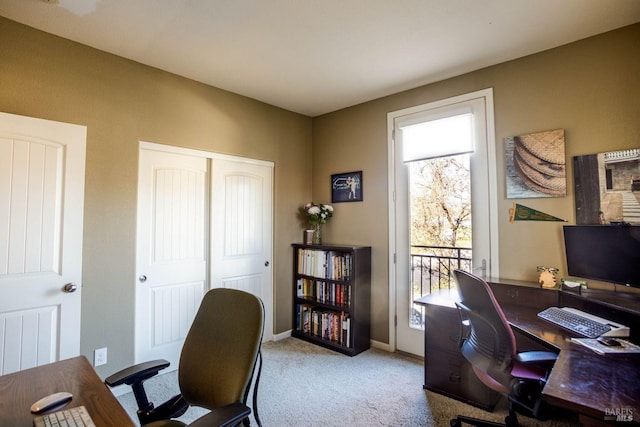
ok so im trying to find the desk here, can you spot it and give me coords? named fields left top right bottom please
left=0, top=356, right=135, bottom=426
left=503, top=304, right=640, bottom=423
left=416, top=281, right=640, bottom=426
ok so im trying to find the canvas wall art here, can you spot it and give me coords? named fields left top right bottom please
left=505, top=129, right=566, bottom=199
left=573, top=148, right=640, bottom=225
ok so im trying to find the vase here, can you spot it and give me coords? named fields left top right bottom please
left=312, top=223, right=322, bottom=244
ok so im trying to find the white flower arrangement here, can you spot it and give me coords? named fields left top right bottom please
left=302, top=202, right=334, bottom=227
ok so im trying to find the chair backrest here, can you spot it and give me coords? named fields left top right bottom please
left=178, top=288, right=264, bottom=410
left=454, top=270, right=517, bottom=389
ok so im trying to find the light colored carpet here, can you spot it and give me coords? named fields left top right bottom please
left=117, top=337, right=580, bottom=426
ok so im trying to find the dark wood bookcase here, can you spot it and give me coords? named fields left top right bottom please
left=291, top=243, right=371, bottom=356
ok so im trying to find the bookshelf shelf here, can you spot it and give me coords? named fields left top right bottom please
left=291, top=243, right=371, bottom=356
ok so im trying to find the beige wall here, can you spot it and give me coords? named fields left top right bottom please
left=2, top=16, right=639, bottom=366
left=312, top=23, right=640, bottom=344
left=0, top=17, right=312, bottom=376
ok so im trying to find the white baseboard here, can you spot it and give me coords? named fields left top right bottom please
left=273, top=329, right=292, bottom=341
left=370, top=339, right=392, bottom=352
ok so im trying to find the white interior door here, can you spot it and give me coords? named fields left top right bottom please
left=210, top=156, right=273, bottom=341
left=0, top=112, right=86, bottom=375
left=135, top=147, right=208, bottom=367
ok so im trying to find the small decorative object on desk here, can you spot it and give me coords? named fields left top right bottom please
left=301, top=202, right=333, bottom=244
left=537, top=266, right=558, bottom=288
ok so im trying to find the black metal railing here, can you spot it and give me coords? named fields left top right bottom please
left=409, top=245, right=472, bottom=328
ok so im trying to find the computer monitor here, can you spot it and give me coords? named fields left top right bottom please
left=563, top=225, right=640, bottom=288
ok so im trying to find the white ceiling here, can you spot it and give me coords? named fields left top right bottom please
left=2, top=0, right=640, bottom=117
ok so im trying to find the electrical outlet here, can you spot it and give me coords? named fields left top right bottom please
left=94, top=347, right=107, bottom=366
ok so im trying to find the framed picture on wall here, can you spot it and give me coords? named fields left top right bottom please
left=505, top=128, right=567, bottom=199
left=574, top=147, right=640, bottom=225
left=331, top=171, right=363, bottom=202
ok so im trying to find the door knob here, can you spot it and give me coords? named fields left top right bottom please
left=264, top=261, right=269, bottom=267
left=139, top=275, right=147, bottom=283
left=63, top=283, right=77, bottom=293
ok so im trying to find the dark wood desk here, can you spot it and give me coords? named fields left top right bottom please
left=503, top=304, right=640, bottom=423
left=417, top=281, right=640, bottom=426
left=0, top=356, right=135, bottom=426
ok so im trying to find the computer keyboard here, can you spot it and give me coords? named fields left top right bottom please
left=537, top=307, right=629, bottom=338
left=33, top=405, right=95, bottom=427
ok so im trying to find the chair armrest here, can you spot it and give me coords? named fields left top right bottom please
left=188, top=402, right=251, bottom=427
left=104, top=359, right=170, bottom=387
left=515, top=351, right=558, bottom=364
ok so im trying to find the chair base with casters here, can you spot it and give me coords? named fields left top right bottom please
left=450, top=374, right=555, bottom=427
left=450, top=270, right=558, bottom=427
left=105, top=288, right=265, bottom=427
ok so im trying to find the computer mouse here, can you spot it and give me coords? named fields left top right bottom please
left=597, top=336, right=622, bottom=347
left=30, top=391, right=72, bottom=413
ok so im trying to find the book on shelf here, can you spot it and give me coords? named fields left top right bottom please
left=295, top=304, right=351, bottom=347
left=296, top=278, right=350, bottom=307
left=296, top=248, right=352, bottom=280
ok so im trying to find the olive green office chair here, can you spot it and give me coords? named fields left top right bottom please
left=106, top=288, right=265, bottom=427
